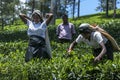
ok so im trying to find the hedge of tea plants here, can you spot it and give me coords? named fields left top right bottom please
left=0, top=20, right=120, bottom=80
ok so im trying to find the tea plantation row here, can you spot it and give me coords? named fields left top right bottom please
left=0, top=20, right=120, bottom=80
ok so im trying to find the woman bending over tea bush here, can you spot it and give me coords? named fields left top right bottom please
left=68, top=23, right=120, bottom=62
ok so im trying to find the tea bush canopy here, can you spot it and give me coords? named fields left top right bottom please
left=0, top=11, right=120, bottom=80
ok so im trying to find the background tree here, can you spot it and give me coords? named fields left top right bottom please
left=0, top=0, right=4, bottom=29
left=27, top=0, right=50, bottom=15
left=0, top=0, right=19, bottom=29
left=73, top=0, right=76, bottom=19
left=96, top=0, right=114, bottom=12
left=78, top=0, right=80, bottom=17
left=113, top=0, right=116, bottom=18
left=96, top=0, right=118, bottom=17
left=50, top=0, right=57, bottom=24
left=106, top=0, right=109, bottom=17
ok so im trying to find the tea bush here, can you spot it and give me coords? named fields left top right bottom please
left=0, top=17, right=120, bottom=80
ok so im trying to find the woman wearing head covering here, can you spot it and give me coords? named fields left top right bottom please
left=19, top=10, right=53, bottom=62
left=68, top=23, right=120, bottom=62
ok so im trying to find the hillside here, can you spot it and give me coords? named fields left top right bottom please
left=56, top=9, right=120, bottom=25
left=0, top=11, right=120, bottom=80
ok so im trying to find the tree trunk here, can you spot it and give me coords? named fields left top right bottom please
left=78, top=0, right=80, bottom=17
left=73, top=0, right=75, bottom=19
left=50, top=0, right=57, bottom=25
left=12, top=5, right=15, bottom=25
left=106, top=0, right=109, bottom=17
left=113, top=0, right=116, bottom=18
left=65, top=0, right=67, bottom=10
left=0, top=0, right=4, bottom=29
left=32, top=0, right=35, bottom=13
left=100, top=0, right=102, bottom=12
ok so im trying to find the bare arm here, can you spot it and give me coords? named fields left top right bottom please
left=94, top=41, right=107, bottom=62
left=45, top=13, right=53, bottom=26
left=19, top=13, right=31, bottom=24
left=68, top=40, right=77, bottom=54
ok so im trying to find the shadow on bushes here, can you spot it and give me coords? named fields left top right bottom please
left=0, top=30, right=28, bottom=42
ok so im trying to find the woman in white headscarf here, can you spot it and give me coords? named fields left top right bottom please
left=19, top=10, right=53, bottom=62
left=68, top=23, right=120, bottom=62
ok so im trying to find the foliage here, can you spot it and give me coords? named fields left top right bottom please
left=96, top=0, right=115, bottom=11
left=0, top=13, right=120, bottom=80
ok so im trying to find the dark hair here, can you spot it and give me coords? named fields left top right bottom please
left=61, top=14, right=68, bottom=19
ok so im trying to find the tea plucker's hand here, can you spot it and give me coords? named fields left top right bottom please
left=94, top=41, right=107, bottom=62
left=67, top=40, right=77, bottom=55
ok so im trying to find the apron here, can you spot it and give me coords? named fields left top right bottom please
left=25, top=35, right=51, bottom=62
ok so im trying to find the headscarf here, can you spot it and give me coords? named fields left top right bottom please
left=31, top=10, right=43, bottom=22
left=79, top=23, right=93, bottom=33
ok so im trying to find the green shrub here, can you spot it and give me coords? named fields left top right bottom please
left=0, top=14, right=120, bottom=80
